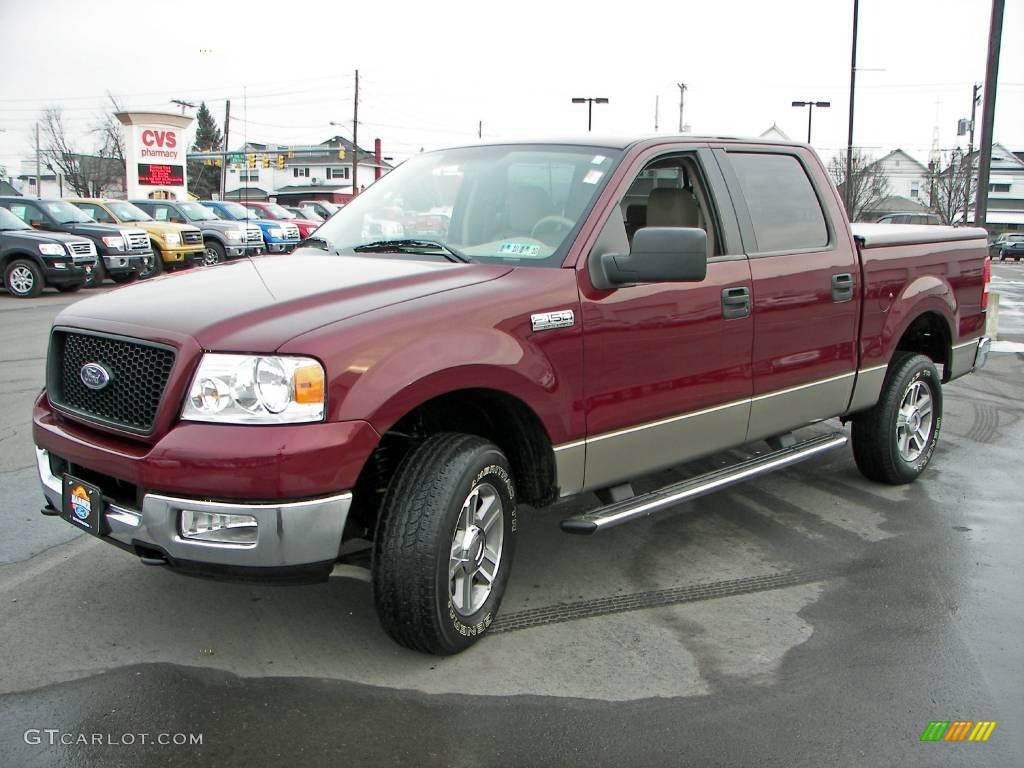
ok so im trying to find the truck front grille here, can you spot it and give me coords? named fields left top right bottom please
left=182, top=230, right=202, bottom=245
left=283, top=224, right=300, bottom=241
left=67, top=241, right=95, bottom=256
left=125, top=231, right=150, bottom=252
left=246, top=227, right=263, bottom=244
left=48, top=330, right=176, bottom=435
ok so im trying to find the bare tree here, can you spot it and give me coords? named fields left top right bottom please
left=39, top=104, right=125, bottom=197
left=827, top=149, right=891, bottom=222
left=928, top=150, right=976, bottom=226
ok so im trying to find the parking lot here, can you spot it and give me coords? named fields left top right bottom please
left=0, top=272, right=1022, bottom=767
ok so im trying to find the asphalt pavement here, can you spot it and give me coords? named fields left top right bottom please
left=0, top=278, right=1021, bottom=767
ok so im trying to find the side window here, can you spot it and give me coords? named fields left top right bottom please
left=728, top=153, right=828, bottom=252
left=78, top=204, right=109, bottom=222
left=11, top=203, right=46, bottom=226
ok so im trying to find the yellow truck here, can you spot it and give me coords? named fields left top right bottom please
left=69, top=199, right=204, bottom=278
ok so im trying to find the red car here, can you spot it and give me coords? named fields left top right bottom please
left=240, top=201, right=320, bottom=239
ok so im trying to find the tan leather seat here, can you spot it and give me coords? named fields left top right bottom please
left=646, top=187, right=700, bottom=228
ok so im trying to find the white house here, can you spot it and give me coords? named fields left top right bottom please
left=872, top=149, right=931, bottom=207
left=972, top=143, right=1024, bottom=233
left=223, top=135, right=392, bottom=205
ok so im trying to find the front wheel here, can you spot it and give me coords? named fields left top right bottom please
left=202, top=241, right=225, bottom=266
left=851, top=352, right=942, bottom=484
left=373, top=433, right=517, bottom=655
left=139, top=247, right=163, bottom=279
left=5, top=259, right=44, bottom=298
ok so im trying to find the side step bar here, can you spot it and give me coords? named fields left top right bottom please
left=561, top=432, right=848, bottom=535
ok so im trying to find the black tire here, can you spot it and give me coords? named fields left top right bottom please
left=55, top=284, right=82, bottom=293
left=110, top=273, right=138, bottom=285
left=851, top=352, right=943, bottom=485
left=202, top=240, right=225, bottom=266
left=139, top=246, right=163, bottom=279
left=4, top=258, right=44, bottom=298
left=373, top=433, right=517, bottom=655
left=85, top=259, right=106, bottom=288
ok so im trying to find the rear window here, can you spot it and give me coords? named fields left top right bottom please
left=729, top=153, right=829, bottom=252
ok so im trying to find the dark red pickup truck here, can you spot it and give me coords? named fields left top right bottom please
left=33, top=137, right=990, bottom=655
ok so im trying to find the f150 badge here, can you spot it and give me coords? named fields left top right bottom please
left=531, top=310, right=575, bottom=332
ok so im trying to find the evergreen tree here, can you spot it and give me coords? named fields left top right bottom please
left=188, top=102, right=223, bottom=199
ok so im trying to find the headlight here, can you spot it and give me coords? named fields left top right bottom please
left=182, top=354, right=325, bottom=424
left=268, top=227, right=284, bottom=238
left=225, top=229, right=244, bottom=241
left=101, top=235, right=124, bottom=249
left=165, top=232, right=181, bottom=245
left=38, top=243, right=66, bottom=256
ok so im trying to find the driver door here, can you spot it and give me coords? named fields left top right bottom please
left=577, top=146, right=753, bottom=491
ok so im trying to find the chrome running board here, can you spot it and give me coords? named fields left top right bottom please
left=561, top=432, right=848, bottom=535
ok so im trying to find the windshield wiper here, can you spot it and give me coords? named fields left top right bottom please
left=353, top=239, right=472, bottom=263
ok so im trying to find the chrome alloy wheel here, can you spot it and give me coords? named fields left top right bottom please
left=8, top=265, right=35, bottom=295
left=449, top=482, right=504, bottom=617
left=203, top=246, right=220, bottom=266
left=896, top=380, right=934, bottom=462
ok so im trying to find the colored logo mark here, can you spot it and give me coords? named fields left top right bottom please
left=70, top=485, right=91, bottom=521
left=921, top=721, right=997, bottom=742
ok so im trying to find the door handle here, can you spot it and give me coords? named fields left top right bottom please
left=721, top=286, right=750, bottom=319
left=831, top=273, right=854, bottom=302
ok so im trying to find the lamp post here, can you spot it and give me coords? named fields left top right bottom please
left=571, top=97, right=609, bottom=132
left=792, top=100, right=831, bottom=144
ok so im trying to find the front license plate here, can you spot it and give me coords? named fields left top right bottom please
left=62, top=475, right=105, bottom=536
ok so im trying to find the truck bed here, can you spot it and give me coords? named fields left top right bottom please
left=851, top=223, right=988, bottom=248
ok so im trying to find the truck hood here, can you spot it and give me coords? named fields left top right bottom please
left=195, top=219, right=249, bottom=234
left=57, top=251, right=513, bottom=351
left=1, top=228, right=92, bottom=246
left=59, top=222, right=138, bottom=238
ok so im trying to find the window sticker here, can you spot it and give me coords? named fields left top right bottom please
left=499, top=242, right=541, bottom=257
left=583, top=169, right=604, bottom=185
left=591, top=155, right=607, bottom=165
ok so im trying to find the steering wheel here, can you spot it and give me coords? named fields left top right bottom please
left=530, top=215, right=575, bottom=246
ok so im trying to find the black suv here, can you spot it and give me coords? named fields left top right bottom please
left=0, top=206, right=97, bottom=297
left=991, top=233, right=1024, bottom=262
left=0, top=197, right=151, bottom=284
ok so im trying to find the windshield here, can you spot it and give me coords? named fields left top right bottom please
left=107, top=201, right=153, bottom=222
left=262, top=203, right=295, bottom=219
left=312, top=144, right=620, bottom=266
left=0, top=207, right=31, bottom=230
left=1007, top=235, right=1024, bottom=242
left=45, top=200, right=94, bottom=224
left=179, top=202, right=219, bottom=221
left=217, top=202, right=256, bottom=220
left=293, top=207, right=323, bottom=221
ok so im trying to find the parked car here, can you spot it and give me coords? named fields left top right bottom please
left=876, top=212, right=943, bottom=225
left=240, top=201, right=321, bottom=239
left=130, top=199, right=263, bottom=265
left=33, top=136, right=990, bottom=656
left=0, top=197, right=149, bottom=285
left=298, top=200, right=341, bottom=220
left=990, top=232, right=1024, bottom=261
left=285, top=206, right=322, bottom=222
left=201, top=200, right=301, bottom=254
left=0, top=206, right=96, bottom=297
left=69, top=198, right=204, bottom=278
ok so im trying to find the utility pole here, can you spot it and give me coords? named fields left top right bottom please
left=845, top=0, right=859, bottom=217
left=352, top=69, right=359, bottom=198
left=962, top=84, right=981, bottom=224
left=221, top=99, right=231, bottom=200
left=677, top=82, right=687, bottom=133
left=35, top=123, right=41, bottom=199
left=171, top=99, right=196, bottom=115
left=478, top=120, right=482, bottom=140
left=974, top=0, right=1004, bottom=229
left=654, top=95, right=659, bottom=132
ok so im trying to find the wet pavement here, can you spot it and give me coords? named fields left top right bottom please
left=0, top=289, right=1021, bottom=767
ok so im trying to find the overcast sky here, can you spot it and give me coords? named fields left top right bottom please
left=1, top=0, right=1022, bottom=173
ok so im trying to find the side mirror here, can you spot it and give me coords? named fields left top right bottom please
left=596, top=227, right=707, bottom=288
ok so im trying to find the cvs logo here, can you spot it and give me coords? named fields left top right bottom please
left=141, top=130, right=177, bottom=148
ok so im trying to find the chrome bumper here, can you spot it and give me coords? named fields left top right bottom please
left=974, top=336, right=991, bottom=370
left=36, top=448, right=351, bottom=568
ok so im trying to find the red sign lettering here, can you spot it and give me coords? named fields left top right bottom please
left=141, top=129, right=177, bottom=148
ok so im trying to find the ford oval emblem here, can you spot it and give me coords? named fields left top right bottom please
left=80, top=362, right=112, bottom=391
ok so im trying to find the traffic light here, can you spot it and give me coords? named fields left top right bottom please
left=247, top=154, right=256, bottom=169
left=214, top=157, right=223, bottom=167
left=276, top=154, right=285, bottom=169
left=337, top=148, right=346, bottom=160
left=262, top=155, right=270, bottom=169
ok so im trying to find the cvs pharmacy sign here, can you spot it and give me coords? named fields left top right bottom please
left=138, top=127, right=180, bottom=160
left=141, top=129, right=177, bottom=149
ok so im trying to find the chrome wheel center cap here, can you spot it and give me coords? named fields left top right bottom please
left=907, top=409, right=921, bottom=432
left=463, top=525, right=486, bottom=568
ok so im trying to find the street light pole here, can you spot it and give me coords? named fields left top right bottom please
left=571, top=97, right=609, bottom=132
left=791, top=100, right=831, bottom=144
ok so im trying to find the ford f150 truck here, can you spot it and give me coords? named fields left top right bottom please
left=201, top=200, right=301, bottom=254
left=69, top=199, right=204, bottom=278
left=33, top=137, right=990, bottom=655
left=0, top=197, right=149, bottom=285
left=130, top=199, right=263, bottom=266
left=240, top=201, right=320, bottom=239
left=1, top=206, right=97, bottom=297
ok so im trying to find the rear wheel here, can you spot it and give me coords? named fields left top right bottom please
left=851, top=353, right=942, bottom=484
left=372, top=433, right=517, bottom=655
left=5, top=259, right=44, bottom=298
left=202, top=241, right=225, bottom=266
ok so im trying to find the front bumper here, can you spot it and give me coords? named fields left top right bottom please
left=159, top=245, right=204, bottom=264
left=37, top=447, right=351, bottom=580
left=102, top=252, right=150, bottom=275
left=265, top=241, right=299, bottom=254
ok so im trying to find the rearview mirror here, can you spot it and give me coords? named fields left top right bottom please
left=596, top=227, right=707, bottom=288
